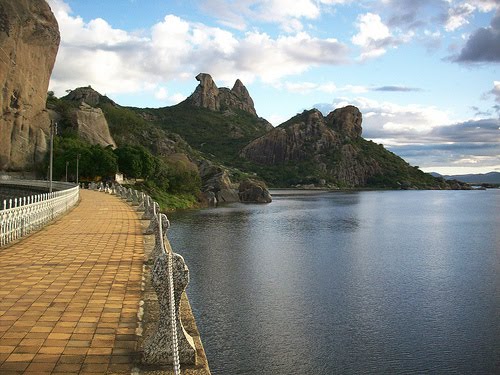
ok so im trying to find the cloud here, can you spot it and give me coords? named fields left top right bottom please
left=390, top=142, right=500, bottom=171
left=47, top=1, right=349, bottom=98
left=198, top=0, right=353, bottom=32
left=491, top=81, right=500, bottom=102
left=453, top=10, right=500, bottom=62
left=379, top=0, right=500, bottom=38
left=154, top=87, right=186, bottom=104
left=315, top=96, right=500, bottom=170
left=381, top=0, right=446, bottom=30
left=445, top=2, right=475, bottom=31
left=373, top=86, right=422, bottom=92
left=351, top=12, right=413, bottom=60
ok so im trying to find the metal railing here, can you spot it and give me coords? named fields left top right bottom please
left=0, top=181, right=80, bottom=247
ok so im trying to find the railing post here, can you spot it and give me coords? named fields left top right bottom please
left=142, top=213, right=196, bottom=366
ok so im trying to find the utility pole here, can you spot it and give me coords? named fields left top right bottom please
left=65, top=161, right=69, bottom=182
left=49, top=120, right=56, bottom=193
left=76, top=153, right=80, bottom=185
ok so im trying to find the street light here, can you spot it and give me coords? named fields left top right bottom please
left=49, top=120, right=57, bottom=193
left=76, top=153, right=80, bottom=185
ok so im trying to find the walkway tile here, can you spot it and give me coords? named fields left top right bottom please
left=0, top=190, right=144, bottom=374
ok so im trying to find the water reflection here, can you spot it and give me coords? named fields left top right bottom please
left=169, top=190, right=500, bottom=375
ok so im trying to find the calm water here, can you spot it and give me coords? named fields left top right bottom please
left=168, top=190, right=500, bottom=375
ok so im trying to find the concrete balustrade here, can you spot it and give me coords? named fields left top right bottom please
left=93, top=184, right=198, bottom=369
left=0, top=181, right=79, bottom=248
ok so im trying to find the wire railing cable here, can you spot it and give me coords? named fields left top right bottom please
left=158, top=213, right=181, bottom=374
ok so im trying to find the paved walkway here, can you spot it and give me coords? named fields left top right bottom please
left=0, top=190, right=144, bottom=374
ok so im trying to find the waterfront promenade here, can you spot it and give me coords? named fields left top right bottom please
left=0, top=190, right=144, bottom=374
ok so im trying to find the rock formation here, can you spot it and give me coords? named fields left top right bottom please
left=326, top=105, right=362, bottom=140
left=187, top=73, right=220, bottom=111
left=0, top=0, right=60, bottom=171
left=63, top=85, right=114, bottom=107
left=59, top=87, right=117, bottom=148
left=197, top=159, right=272, bottom=205
left=198, top=159, right=240, bottom=204
left=238, top=179, right=272, bottom=203
left=241, top=106, right=383, bottom=187
left=185, top=73, right=258, bottom=116
left=219, top=79, right=257, bottom=116
left=72, top=103, right=117, bottom=148
left=240, top=109, right=339, bottom=165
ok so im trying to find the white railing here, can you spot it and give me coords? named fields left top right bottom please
left=0, top=181, right=80, bottom=247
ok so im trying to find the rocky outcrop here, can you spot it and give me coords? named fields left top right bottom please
left=219, top=79, right=257, bottom=116
left=187, top=73, right=220, bottom=111
left=59, top=87, right=117, bottom=148
left=240, top=109, right=339, bottom=165
left=198, top=160, right=240, bottom=205
left=0, top=0, right=60, bottom=170
left=63, top=86, right=115, bottom=107
left=197, top=159, right=272, bottom=205
left=240, top=106, right=385, bottom=187
left=326, top=105, right=362, bottom=140
left=185, top=73, right=258, bottom=116
left=71, top=103, right=117, bottom=148
left=238, top=179, right=272, bottom=203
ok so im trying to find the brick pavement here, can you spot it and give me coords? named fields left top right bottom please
left=0, top=190, right=144, bottom=374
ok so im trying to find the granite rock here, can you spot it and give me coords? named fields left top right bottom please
left=0, top=0, right=60, bottom=170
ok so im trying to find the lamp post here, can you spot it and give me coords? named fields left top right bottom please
left=49, top=120, right=57, bottom=193
left=76, top=153, right=80, bottom=185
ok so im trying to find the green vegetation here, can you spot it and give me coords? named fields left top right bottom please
left=47, top=94, right=202, bottom=210
left=47, top=87, right=463, bottom=207
left=138, top=103, right=270, bottom=164
left=42, top=137, right=117, bottom=182
left=357, top=139, right=438, bottom=188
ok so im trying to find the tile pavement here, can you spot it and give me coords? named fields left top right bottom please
left=0, top=190, right=144, bottom=374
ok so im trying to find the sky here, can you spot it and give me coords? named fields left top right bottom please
left=46, top=0, right=500, bottom=175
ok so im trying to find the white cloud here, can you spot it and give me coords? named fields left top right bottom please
left=320, top=96, right=500, bottom=171
left=154, top=87, right=186, bottom=104
left=199, top=0, right=353, bottom=32
left=445, top=3, right=476, bottom=31
left=351, top=13, right=396, bottom=60
left=325, top=96, right=454, bottom=141
left=469, top=0, right=500, bottom=12
left=279, top=81, right=337, bottom=93
left=47, top=1, right=349, bottom=98
left=352, top=13, right=391, bottom=46
left=492, top=80, right=500, bottom=103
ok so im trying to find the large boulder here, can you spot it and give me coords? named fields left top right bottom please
left=0, top=0, right=60, bottom=171
left=198, top=160, right=239, bottom=204
left=71, top=103, right=117, bottom=148
left=238, top=179, right=272, bottom=203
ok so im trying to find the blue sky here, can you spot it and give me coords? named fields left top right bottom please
left=46, top=0, right=499, bottom=175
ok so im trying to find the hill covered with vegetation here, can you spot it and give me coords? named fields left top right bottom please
left=46, top=74, right=468, bottom=209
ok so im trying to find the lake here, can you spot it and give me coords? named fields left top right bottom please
left=168, top=190, right=500, bottom=374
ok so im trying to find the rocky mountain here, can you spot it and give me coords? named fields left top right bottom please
left=52, top=75, right=463, bottom=192
left=135, top=74, right=272, bottom=166
left=241, top=107, right=448, bottom=189
left=0, top=0, right=60, bottom=171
